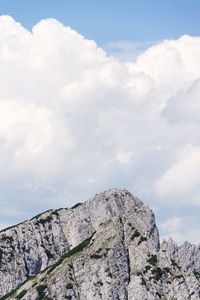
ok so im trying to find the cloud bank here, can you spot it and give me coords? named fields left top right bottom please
left=0, top=16, right=200, bottom=244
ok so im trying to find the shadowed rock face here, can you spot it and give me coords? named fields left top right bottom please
left=0, top=189, right=199, bottom=300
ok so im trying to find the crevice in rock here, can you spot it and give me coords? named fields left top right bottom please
left=23, top=256, right=30, bottom=278
left=118, top=216, right=131, bottom=300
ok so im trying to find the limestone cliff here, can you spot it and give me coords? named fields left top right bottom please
left=0, top=189, right=199, bottom=299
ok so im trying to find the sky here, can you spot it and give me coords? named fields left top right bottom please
left=0, top=1, right=200, bottom=245
left=1, top=0, right=200, bottom=44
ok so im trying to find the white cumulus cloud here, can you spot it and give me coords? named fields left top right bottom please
left=160, top=216, right=200, bottom=244
left=154, top=146, right=200, bottom=202
left=0, top=16, right=200, bottom=244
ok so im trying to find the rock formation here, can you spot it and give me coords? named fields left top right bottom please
left=0, top=189, right=199, bottom=299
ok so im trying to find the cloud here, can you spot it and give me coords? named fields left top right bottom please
left=154, top=146, right=200, bottom=202
left=163, top=79, right=200, bottom=123
left=0, top=16, right=200, bottom=243
left=160, top=216, right=183, bottom=243
left=159, top=216, right=200, bottom=245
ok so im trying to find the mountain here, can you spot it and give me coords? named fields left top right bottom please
left=0, top=189, right=199, bottom=299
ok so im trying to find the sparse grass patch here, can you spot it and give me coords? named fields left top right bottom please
left=71, top=203, right=82, bottom=209
left=163, top=267, right=171, bottom=274
left=131, top=230, right=140, bottom=240
left=193, top=269, right=200, bottom=279
left=147, top=254, right=157, bottom=266
left=143, top=265, right=151, bottom=273
left=0, top=249, right=3, bottom=260
left=36, top=284, right=47, bottom=299
left=170, top=259, right=181, bottom=270
left=90, top=254, right=102, bottom=259
left=66, top=283, right=73, bottom=289
left=45, top=233, right=95, bottom=275
left=174, top=274, right=183, bottom=279
left=51, top=211, right=59, bottom=216
left=95, top=280, right=103, bottom=286
left=140, top=277, right=146, bottom=286
left=138, top=236, right=147, bottom=245
left=151, top=267, right=164, bottom=281
left=16, top=289, right=27, bottom=299
left=100, top=219, right=112, bottom=227
left=1, top=235, right=13, bottom=243
left=35, top=216, right=53, bottom=226
left=45, top=249, right=54, bottom=260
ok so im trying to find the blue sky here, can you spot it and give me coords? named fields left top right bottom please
left=0, top=1, right=200, bottom=245
left=1, top=0, right=200, bottom=44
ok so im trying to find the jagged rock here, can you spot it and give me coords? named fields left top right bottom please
left=0, top=189, right=199, bottom=299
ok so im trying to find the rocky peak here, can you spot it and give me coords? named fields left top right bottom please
left=0, top=189, right=158, bottom=297
left=161, top=238, right=200, bottom=272
left=0, top=189, right=199, bottom=299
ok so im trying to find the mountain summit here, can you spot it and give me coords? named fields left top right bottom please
left=0, top=189, right=199, bottom=299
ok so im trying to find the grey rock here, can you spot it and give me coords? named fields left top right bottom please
left=0, top=189, right=199, bottom=299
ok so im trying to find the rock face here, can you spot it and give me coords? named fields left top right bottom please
left=0, top=189, right=199, bottom=300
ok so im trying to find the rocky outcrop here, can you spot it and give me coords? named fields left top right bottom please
left=0, top=189, right=199, bottom=299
